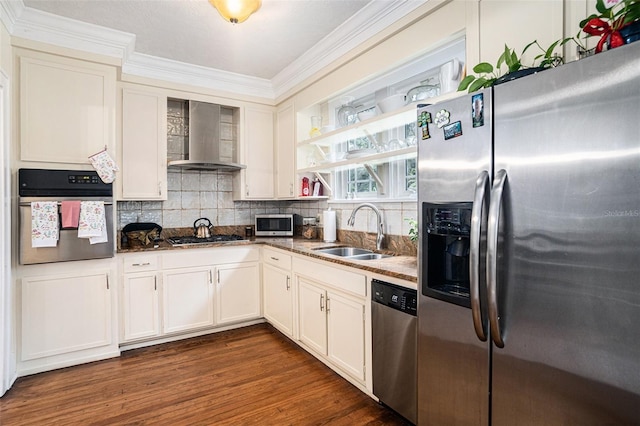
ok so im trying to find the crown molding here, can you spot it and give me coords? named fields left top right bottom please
left=271, top=0, right=427, bottom=99
left=6, top=1, right=134, bottom=61
left=123, top=52, right=274, bottom=100
left=0, top=0, right=422, bottom=102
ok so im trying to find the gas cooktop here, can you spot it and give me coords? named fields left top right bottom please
left=166, top=235, right=246, bottom=246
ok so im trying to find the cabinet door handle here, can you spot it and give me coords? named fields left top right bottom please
left=154, top=276, right=157, bottom=291
left=106, top=274, right=109, bottom=290
left=246, top=184, right=249, bottom=197
left=286, top=275, right=290, bottom=290
left=326, top=297, right=330, bottom=313
left=217, top=270, right=221, bottom=283
left=158, top=182, right=161, bottom=196
left=131, top=262, right=151, bottom=267
left=320, top=294, right=324, bottom=311
left=209, top=270, right=213, bottom=284
left=289, top=183, right=293, bottom=196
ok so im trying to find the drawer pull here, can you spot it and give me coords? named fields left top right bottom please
left=270, top=256, right=279, bottom=261
left=132, top=262, right=151, bottom=267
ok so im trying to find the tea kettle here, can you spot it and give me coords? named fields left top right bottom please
left=194, top=218, right=213, bottom=239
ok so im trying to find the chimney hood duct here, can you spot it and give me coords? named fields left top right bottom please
left=168, top=101, right=246, bottom=171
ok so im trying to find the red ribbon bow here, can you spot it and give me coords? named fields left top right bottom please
left=583, top=17, right=625, bottom=53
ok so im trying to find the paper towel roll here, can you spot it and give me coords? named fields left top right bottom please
left=323, top=209, right=336, bottom=242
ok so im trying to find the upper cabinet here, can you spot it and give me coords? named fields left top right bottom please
left=275, top=101, right=296, bottom=199
left=478, top=1, right=564, bottom=66
left=19, top=51, right=116, bottom=165
left=120, top=86, right=168, bottom=200
left=234, top=106, right=275, bottom=200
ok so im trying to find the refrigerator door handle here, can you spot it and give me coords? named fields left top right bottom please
left=488, top=168, right=507, bottom=348
left=470, top=170, right=489, bottom=342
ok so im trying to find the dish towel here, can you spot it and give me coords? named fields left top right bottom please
left=78, top=201, right=108, bottom=244
left=31, top=201, right=59, bottom=248
left=88, top=149, right=119, bottom=184
left=61, top=200, right=81, bottom=229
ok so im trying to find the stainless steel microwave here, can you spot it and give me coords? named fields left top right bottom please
left=255, top=214, right=297, bottom=237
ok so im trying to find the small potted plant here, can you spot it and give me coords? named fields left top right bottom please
left=406, top=218, right=418, bottom=244
left=580, top=0, right=640, bottom=53
left=458, top=39, right=572, bottom=92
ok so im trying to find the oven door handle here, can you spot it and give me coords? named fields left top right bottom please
left=20, top=202, right=114, bottom=206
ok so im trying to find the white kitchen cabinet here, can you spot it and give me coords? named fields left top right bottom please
left=121, top=254, right=161, bottom=342
left=215, top=262, right=261, bottom=325
left=296, top=275, right=366, bottom=382
left=21, top=271, right=113, bottom=361
left=478, top=1, right=564, bottom=66
left=298, top=278, right=328, bottom=355
left=293, top=255, right=367, bottom=383
left=326, top=290, right=365, bottom=381
left=162, top=266, right=215, bottom=334
left=120, top=246, right=261, bottom=344
left=17, top=259, right=120, bottom=378
left=263, top=247, right=294, bottom=336
left=122, top=272, right=160, bottom=341
left=234, top=106, right=274, bottom=199
left=19, top=51, right=116, bottom=164
left=276, top=101, right=296, bottom=198
left=120, top=86, right=168, bottom=200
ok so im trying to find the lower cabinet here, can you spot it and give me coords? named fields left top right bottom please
left=298, top=277, right=366, bottom=382
left=215, top=262, right=261, bottom=325
left=262, top=247, right=294, bottom=337
left=326, top=291, right=367, bottom=381
left=163, top=266, right=214, bottom=334
left=120, top=246, right=260, bottom=344
left=18, top=259, right=119, bottom=376
left=294, top=255, right=367, bottom=384
left=122, top=271, right=160, bottom=341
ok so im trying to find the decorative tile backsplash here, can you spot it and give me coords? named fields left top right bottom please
left=117, top=98, right=418, bottom=240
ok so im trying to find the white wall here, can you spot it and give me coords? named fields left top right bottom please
left=0, top=23, right=12, bottom=396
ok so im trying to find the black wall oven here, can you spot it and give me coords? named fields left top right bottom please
left=19, top=168, right=114, bottom=264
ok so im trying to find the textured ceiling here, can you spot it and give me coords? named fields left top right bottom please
left=22, top=0, right=372, bottom=80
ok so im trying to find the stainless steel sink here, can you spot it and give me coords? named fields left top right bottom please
left=346, top=253, right=392, bottom=260
left=313, top=247, right=372, bottom=257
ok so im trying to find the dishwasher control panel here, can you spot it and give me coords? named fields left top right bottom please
left=372, top=279, right=417, bottom=316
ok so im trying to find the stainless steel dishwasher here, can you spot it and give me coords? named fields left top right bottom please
left=372, top=279, right=417, bottom=424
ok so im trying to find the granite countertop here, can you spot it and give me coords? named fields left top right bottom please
left=118, top=237, right=418, bottom=283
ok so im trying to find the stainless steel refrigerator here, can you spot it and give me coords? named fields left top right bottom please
left=417, top=41, right=640, bottom=425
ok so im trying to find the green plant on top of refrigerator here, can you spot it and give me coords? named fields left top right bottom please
left=458, top=39, right=574, bottom=93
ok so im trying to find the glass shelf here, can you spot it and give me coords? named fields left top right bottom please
left=296, top=91, right=460, bottom=175
left=298, top=102, right=419, bottom=148
left=298, top=146, right=417, bottom=174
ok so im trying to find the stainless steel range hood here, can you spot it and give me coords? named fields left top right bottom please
left=168, top=101, right=246, bottom=171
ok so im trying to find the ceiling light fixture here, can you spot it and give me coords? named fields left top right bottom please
left=209, top=0, right=262, bottom=24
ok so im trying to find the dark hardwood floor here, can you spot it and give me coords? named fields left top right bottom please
left=0, top=324, right=411, bottom=425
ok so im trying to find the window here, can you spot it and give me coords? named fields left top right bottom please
left=404, top=157, right=417, bottom=193
left=348, top=166, right=378, bottom=196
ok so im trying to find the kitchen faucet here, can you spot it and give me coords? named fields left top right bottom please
left=347, top=203, right=385, bottom=250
